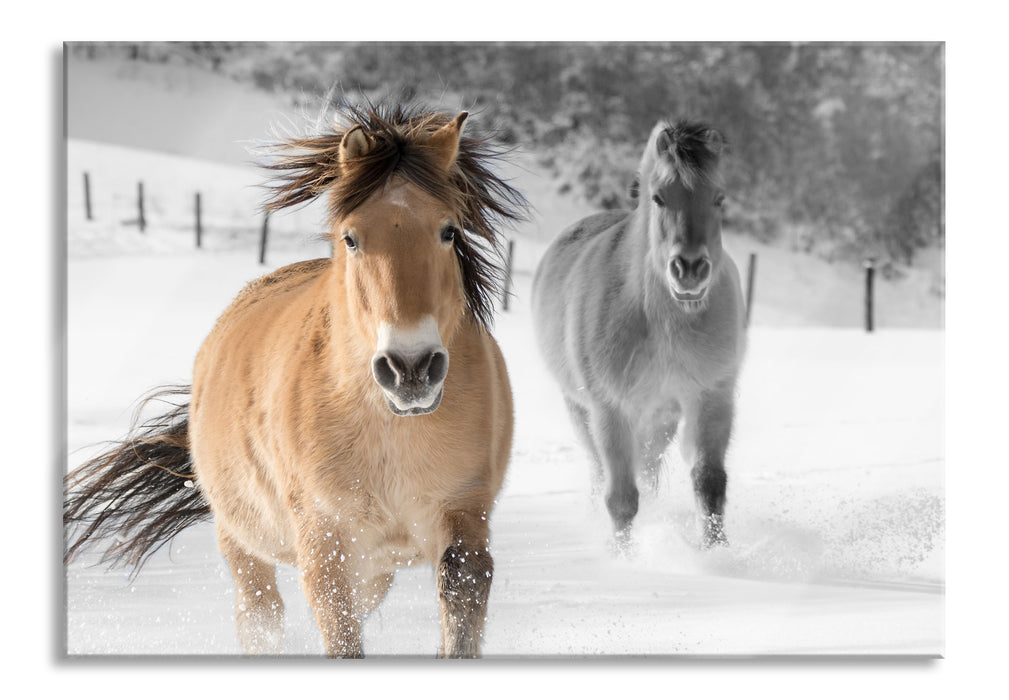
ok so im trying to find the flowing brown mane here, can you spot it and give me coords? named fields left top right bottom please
left=262, top=102, right=528, bottom=327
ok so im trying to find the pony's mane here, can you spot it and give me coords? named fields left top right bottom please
left=632, top=119, right=727, bottom=202
left=262, top=102, right=528, bottom=328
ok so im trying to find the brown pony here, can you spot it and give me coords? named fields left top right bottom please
left=64, top=103, right=527, bottom=658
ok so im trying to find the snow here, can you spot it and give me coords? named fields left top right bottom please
left=65, top=249, right=944, bottom=657
left=62, top=51, right=943, bottom=660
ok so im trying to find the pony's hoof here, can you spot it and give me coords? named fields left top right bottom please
left=700, top=515, right=729, bottom=549
left=608, top=527, right=638, bottom=558
left=238, top=632, right=284, bottom=656
left=701, top=531, right=729, bottom=549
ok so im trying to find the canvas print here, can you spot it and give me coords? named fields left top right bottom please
left=63, top=42, right=944, bottom=657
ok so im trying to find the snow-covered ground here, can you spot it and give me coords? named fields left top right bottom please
left=62, top=52, right=944, bottom=658
left=66, top=246, right=943, bottom=657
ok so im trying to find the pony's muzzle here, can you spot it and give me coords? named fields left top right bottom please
left=667, top=253, right=712, bottom=304
left=372, top=347, right=449, bottom=416
left=669, top=254, right=711, bottom=288
left=372, top=318, right=449, bottom=415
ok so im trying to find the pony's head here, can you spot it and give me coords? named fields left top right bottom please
left=264, top=104, right=526, bottom=416
left=635, top=119, right=727, bottom=312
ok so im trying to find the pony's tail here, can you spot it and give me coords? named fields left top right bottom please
left=63, top=385, right=211, bottom=576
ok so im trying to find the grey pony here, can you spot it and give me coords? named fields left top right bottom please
left=531, top=119, right=746, bottom=548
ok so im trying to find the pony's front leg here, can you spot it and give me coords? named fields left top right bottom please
left=296, top=524, right=363, bottom=658
left=589, top=405, right=639, bottom=544
left=219, top=530, right=285, bottom=655
left=434, top=509, right=494, bottom=658
left=639, top=409, right=680, bottom=493
left=683, top=386, right=735, bottom=548
left=563, top=396, right=605, bottom=496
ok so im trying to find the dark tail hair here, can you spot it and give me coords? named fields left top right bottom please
left=64, top=385, right=211, bottom=575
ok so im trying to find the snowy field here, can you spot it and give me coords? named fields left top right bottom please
left=65, top=225, right=943, bottom=658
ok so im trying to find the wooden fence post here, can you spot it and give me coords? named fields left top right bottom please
left=744, top=252, right=757, bottom=328
left=864, top=258, right=875, bottom=333
left=195, top=192, right=202, bottom=248
left=83, top=172, right=92, bottom=221
left=259, top=211, right=270, bottom=265
left=502, top=239, right=515, bottom=311
left=137, top=181, right=146, bottom=233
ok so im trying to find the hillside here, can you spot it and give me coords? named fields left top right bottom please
left=66, top=52, right=943, bottom=328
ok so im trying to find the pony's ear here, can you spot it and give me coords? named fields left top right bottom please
left=340, top=125, right=374, bottom=163
left=655, top=128, right=673, bottom=156
left=703, top=128, right=725, bottom=155
left=426, top=111, right=468, bottom=171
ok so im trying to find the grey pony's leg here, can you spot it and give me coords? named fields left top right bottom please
left=564, top=396, right=604, bottom=495
left=683, top=386, right=735, bottom=548
left=588, top=403, right=639, bottom=543
left=640, top=409, right=679, bottom=493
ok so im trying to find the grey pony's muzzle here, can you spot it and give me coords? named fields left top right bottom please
left=666, top=250, right=712, bottom=308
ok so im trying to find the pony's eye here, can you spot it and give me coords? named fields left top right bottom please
left=652, top=194, right=665, bottom=207
left=713, top=193, right=726, bottom=208
left=342, top=234, right=358, bottom=251
left=441, top=225, right=460, bottom=244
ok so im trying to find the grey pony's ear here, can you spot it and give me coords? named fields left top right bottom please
left=655, top=128, right=672, bottom=156
left=426, top=111, right=468, bottom=171
left=704, top=128, right=725, bottom=155
left=339, top=125, right=374, bottom=164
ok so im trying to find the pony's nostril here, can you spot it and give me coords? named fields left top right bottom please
left=671, top=256, right=687, bottom=280
left=694, top=257, right=711, bottom=281
left=411, top=349, right=448, bottom=386
left=427, top=350, right=449, bottom=386
left=372, top=354, right=400, bottom=390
